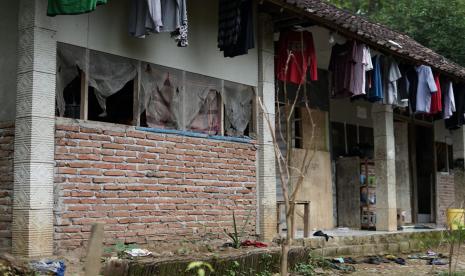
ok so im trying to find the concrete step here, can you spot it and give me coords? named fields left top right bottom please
left=291, top=230, right=444, bottom=257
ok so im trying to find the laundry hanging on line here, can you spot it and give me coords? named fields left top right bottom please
left=218, top=0, right=254, bottom=58
left=445, top=82, right=465, bottom=130
left=329, top=41, right=356, bottom=97
left=430, top=74, right=443, bottom=115
left=443, top=80, right=456, bottom=120
left=415, top=65, right=438, bottom=113
left=47, top=0, right=108, bottom=16
left=129, top=0, right=189, bottom=47
left=276, top=30, right=318, bottom=85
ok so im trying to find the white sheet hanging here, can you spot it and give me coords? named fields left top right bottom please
left=222, top=81, right=254, bottom=136
left=56, top=43, right=137, bottom=117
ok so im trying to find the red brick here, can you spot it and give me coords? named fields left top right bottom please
left=102, top=156, right=124, bottom=163
left=80, top=170, right=101, bottom=176
left=71, top=191, right=94, bottom=197
left=103, top=143, right=125, bottom=150
left=53, top=123, right=257, bottom=252
left=67, top=162, right=91, bottom=169
left=90, top=134, right=112, bottom=142
left=58, top=168, right=77, bottom=174
left=115, top=164, right=137, bottom=170
left=103, top=130, right=126, bottom=137
left=81, top=127, right=103, bottom=134
left=93, top=163, right=115, bottom=169
left=127, top=131, right=146, bottom=139
left=56, top=125, right=79, bottom=132
left=104, top=185, right=126, bottom=190
left=115, top=151, right=137, bottom=157
left=79, top=141, right=102, bottom=147
left=68, top=177, right=92, bottom=183
left=104, top=170, right=126, bottom=177
left=66, top=132, right=90, bottom=140
left=78, top=154, right=100, bottom=161
left=93, top=178, right=116, bottom=183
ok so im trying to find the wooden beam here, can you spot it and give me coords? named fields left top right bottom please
left=220, top=80, right=225, bottom=136
left=79, top=72, right=88, bottom=120
left=251, top=89, right=258, bottom=138
left=80, top=49, right=89, bottom=120
left=133, top=61, right=141, bottom=126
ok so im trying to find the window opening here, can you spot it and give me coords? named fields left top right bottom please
left=57, top=75, right=81, bottom=119
left=88, top=80, right=134, bottom=125
left=57, top=43, right=255, bottom=138
left=436, top=142, right=454, bottom=173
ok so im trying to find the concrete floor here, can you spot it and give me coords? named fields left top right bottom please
left=291, top=225, right=445, bottom=239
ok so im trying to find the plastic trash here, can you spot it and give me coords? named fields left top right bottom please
left=332, top=257, right=344, bottom=264
left=343, top=257, right=357, bottom=264
left=29, top=260, right=66, bottom=276
left=429, top=259, right=448, bottom=265
left=124, top=249, right=152, bottom=257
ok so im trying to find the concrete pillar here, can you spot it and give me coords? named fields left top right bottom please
left=256, top=13, right=277, bottom=241
left=12, top=0, right=56, bottom=257
left=452, top=128, right=465, bottom=205
left=372, top=104, right=397, bottom=231
left=394, top=122, right=412, bottom=223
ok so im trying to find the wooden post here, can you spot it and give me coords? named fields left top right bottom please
left=276, top=202, right=281, bottom=235
left=84, top=223, right=105, bottom=276
left=251, top=89, right=258, bottom=138
left=303, top=202, right=310, bottom=238
left=80, top=49, right=90, bottom=120
left=220, top=80, right=225, bottom=136
left=133, top=61, right=141, bottom=126
left=290, top=201, right=295, bottom=239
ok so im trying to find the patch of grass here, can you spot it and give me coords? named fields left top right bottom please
left=438, top=272, right=465, bottom=276
left=293, top=262, right=315, bottom=276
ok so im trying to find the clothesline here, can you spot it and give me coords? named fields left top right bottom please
left=275, top=29, right=463, bottom=130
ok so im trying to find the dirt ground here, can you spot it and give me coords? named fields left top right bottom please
left=322, top=249, right=465, bottom=276
left=24, top=242, right=465, bottom=275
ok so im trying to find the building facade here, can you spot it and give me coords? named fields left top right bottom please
left=0, top=0, right=464, bottom=258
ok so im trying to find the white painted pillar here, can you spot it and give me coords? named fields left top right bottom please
left=256, top=13, right=277, bottom=241
left=372, top=104, right=397, bottom=231
left=12, top=0, right=56, bottom=257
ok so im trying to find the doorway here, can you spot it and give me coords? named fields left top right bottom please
left=413, top=125, right=436, bottom=223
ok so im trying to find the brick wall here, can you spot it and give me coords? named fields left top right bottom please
left=54, top=119, right=257, bottom=252
left=436, top=173, right=455, bottom=227
left=0, top=122, right=14, bottom=253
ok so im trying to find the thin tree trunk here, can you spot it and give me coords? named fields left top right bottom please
left=281, top=214, right=293, bottom=276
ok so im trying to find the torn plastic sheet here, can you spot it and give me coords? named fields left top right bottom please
left=187, top=90, right=220, bottom=135
left=88, top=51, right=137, bottom=116
left=56, top=44, right=85, bottom=117
left=56, top=43, right=137, bottom=117
left=184, top=72, right=221, bottom=134
left=141, top=65, right=222, bottom=133
left=140, top=63, right=183, bottom=129
left=222, top=81, right=254, bottom=136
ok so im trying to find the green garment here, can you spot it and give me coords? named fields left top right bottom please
left=47, top=0, right=107, bottom=16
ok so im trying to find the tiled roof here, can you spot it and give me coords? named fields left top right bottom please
left=272, top=0, right=465, bottom=79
